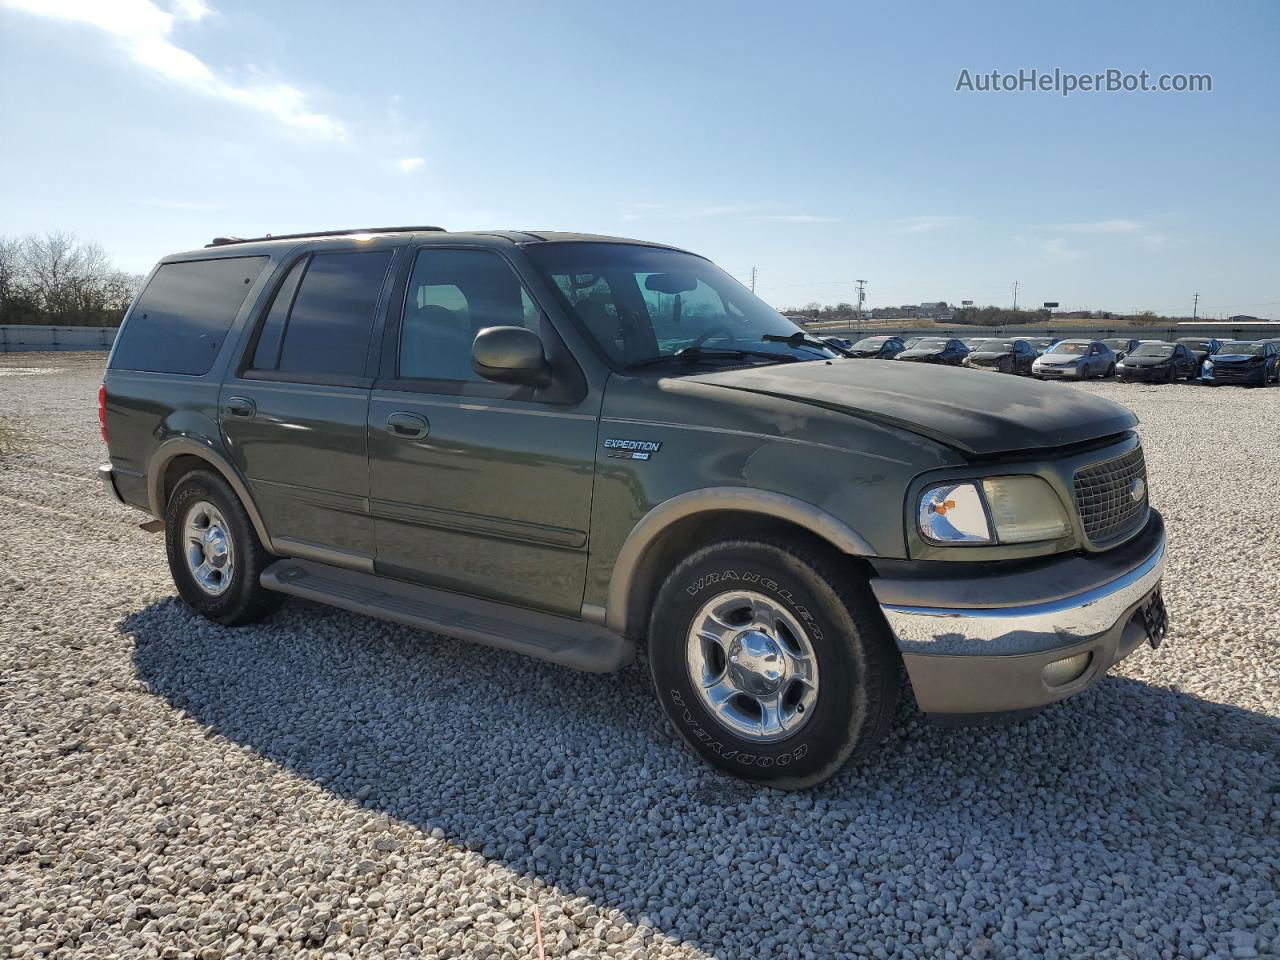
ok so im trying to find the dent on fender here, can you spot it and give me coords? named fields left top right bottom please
left=600, top=487, right=876, bottom=635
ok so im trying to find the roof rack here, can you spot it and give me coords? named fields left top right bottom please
left=206, top=226, right=446, bottom=247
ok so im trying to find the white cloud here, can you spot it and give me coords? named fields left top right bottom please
left=1054, top=219, right=1141, bottom=234
left=397, top=157, right=425, bottom=173
left=749, top=214, right=839, bottom=223
left=1, top=0, right=344, bottom=138
left=894, top=215, right=963, bottom=235
left=1042, top=237, right=1088, bottom=262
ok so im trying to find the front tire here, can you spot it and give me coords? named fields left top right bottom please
left=165, top=469, right=282, bottom=626
left=648, top=539, right=900, bottom=789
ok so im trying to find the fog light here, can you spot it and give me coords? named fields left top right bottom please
left=1042, top=651, right=1092, bottom=687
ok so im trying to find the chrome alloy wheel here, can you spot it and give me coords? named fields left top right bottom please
left=183, top=500, right=234, bottom=596
left=685, top=590, right=820, bottom=742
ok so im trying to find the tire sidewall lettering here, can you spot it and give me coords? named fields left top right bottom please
left=669, top=688, right=810, bottom=769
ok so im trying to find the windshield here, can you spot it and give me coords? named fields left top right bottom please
left=1178, top=340, right=1211, bottom=350
left=523, top=242, right=829, bottom=366
left=1104, top=339, right=1131, bottom=349
left=852, top=337, right=891, bottom=349
left=912, top=338, right=949, bottom=349
left=1130, top=343, right=1174, bottom=357
left=1046, top=342, right=1090, bottom=356
left=976, top=340, right=1014, bottom=352
left=1217, top=341, right=1261, bottom=355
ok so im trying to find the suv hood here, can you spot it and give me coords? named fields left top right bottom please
left=686, top=359, right=1136, bottom=456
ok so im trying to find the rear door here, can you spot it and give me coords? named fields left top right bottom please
left=366, top=245, right=600, bottom=616
left=220, top=244, right=400, bottom=567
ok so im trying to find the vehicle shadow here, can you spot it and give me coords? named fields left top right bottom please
left=123, top=597, right=1279, bottom=957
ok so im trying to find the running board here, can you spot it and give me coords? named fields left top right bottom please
left=260, top=558, right=633, bottom=672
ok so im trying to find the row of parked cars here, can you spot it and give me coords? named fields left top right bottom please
left=831, top=334, right=1280, bottom=386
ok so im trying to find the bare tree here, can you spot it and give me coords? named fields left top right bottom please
left=0, top=232, right=143, bottom=326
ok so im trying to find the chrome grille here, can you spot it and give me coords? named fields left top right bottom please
left=1073, top=445, right=1148, bottom=545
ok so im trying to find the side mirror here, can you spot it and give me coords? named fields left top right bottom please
left=471, top=326, right=551, bottom=387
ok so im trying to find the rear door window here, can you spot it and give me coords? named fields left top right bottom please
left=111, top=256, right=268, bottom=376
left=265, top=250, right=394, bottom=379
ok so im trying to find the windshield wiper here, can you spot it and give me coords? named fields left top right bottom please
left=625, top=346, right=802, bottom=369
left=762, top=331, right=853, bottom=358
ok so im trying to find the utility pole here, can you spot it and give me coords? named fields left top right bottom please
left=1192, top=292, right=1199, bottom=320
left=750, top=267, right=757, bottom=294
left=855, top=279, right=867, bottom=335
left=1012, top=281, right=1019, bottom=311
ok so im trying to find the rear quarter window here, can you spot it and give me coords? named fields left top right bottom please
left=111, top=256, right=268, bottom=376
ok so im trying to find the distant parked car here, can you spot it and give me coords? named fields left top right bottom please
left=895, top=337, right=969, bottom=366
left=821, top=336, right=854, bottom=352
left=1103, top=338, right=1141, bottom=361
left=848, top=335, right=906, bottom=359
left=963, top=338, right=1037, bottom=375
left=1032, top=339, right=1117, bottom=380
left=1115, top=342, right=1198, bottom=382
left=1174, top=337, right=1221, bottom=370
left=1201, top=340, right=1279, bottom=386
left=1026, top=337, right=1061, bottom=354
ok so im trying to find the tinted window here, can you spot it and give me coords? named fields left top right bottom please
left=399, top=249, right=540, bottom=381
left=274, top=250, right=393, bottom=378
left=111, top=256, right=267, bottom=375
left=525, top=242, right=820, bottom=365
left=250, top=256, right=306, bottom=370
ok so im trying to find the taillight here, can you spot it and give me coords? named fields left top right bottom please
left=98, top=384, right=108, bottom=443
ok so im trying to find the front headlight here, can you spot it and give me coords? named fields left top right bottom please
left=980, top=476, right=1071, bottom=543
left=918, top=482, right=991, bottom=543
left=918, top=476, right=1070, bottom=545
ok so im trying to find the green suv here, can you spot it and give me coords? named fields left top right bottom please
left=99, top=227, right=1168, bottom=788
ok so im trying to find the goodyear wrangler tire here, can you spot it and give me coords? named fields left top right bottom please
left=649, top=539, right=899, bottom=789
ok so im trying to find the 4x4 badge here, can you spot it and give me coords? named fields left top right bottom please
left=603, top=438, right=662, bottom=461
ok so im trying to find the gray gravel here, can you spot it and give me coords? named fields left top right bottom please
left=1, top=353, right=1277, bottom=960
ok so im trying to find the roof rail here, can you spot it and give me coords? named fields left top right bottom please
left=206, top=225, right=446, bottom=247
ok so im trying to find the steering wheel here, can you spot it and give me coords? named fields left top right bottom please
left=686, top=325, right=735, bottom=350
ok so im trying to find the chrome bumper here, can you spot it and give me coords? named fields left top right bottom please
left=873, top=517, right=1167, bottom=715
left=98, top=463, right=125, bottom=505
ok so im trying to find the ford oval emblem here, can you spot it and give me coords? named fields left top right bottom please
left=1130, top=477, right=1146, bottom=502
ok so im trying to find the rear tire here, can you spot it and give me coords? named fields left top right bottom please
left=165, top=469, right=282, bottom=626
left=648, top=538, right=900, bottom=789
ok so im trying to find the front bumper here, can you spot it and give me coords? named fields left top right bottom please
left=1033, top=364, right=1082, bottom=378
left=1202, top=365, right=1266, bottom=384
left=1116, top=366, right=1167, bottom=380
left=871, top=512, right=1167, bottom=717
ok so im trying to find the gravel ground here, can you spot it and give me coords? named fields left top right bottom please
left=1, top=352, right=1277, bottom=960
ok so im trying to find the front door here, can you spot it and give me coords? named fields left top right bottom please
left=366, top=246, right=599, bottom=616
left=221, top=245, right=398, bottom=566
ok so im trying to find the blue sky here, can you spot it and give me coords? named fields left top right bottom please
left=1, top=0, right=1276, bottom=317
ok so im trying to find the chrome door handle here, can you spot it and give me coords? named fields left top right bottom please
left=386, top=412, right=430, bottom=440
left=225, top=396, right=256, bottom=418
